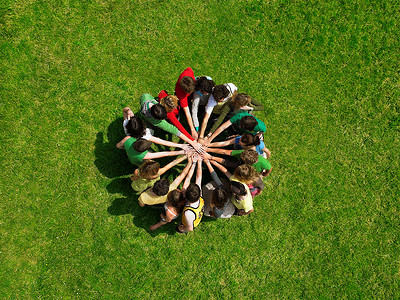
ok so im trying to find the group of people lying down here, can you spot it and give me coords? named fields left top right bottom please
left=116, top=67, right=272, bottom=233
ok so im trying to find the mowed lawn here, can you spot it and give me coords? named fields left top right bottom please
left=1, top=0, right=399, bottom=298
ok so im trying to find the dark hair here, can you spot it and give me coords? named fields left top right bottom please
left=233, top=164, right=259, bottom=184
left=180, top=76, right=195, bottom=93
left=152, top=179, right=170, bottom=196
left=167, top=189, right=184, bottom=213
left=185, top=183, right=201, bottom=203
left=213, top=187, right=229, bottom=209
left=212, top=85, right=229, bottom=102
left=240, top=150, right=259, bottom=165
left=126, top=116, right=146, bottom=138
left=240, top=133, right=261, bottom=147
left=230, top=181, right=247, bottom=196
left=133, top=139, right=152, bottom=152
left=239, top=116, right=257, bottom=131
left=150, top=104, right=167, bottom=120
left=195, top=77, right=215, bottom=94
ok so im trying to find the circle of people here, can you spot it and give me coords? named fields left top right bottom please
left=116, top=68, right=272, bottom=234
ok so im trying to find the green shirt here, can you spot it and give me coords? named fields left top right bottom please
left=229, top=112, right=266, bottom=134
left=231, top=150, right=272, bottom=172
left=138, top=93, right=180, bottom=136
left=124, top=137, right=148, bottom=166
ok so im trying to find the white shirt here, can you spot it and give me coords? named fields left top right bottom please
left=205, top=83, right=238, bottom=115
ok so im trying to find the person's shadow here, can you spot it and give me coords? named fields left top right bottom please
left=94, top=118, right=188, bottom=235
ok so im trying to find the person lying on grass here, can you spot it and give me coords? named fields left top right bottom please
left=177, top=159, right=205, bottom=233
left=202, top=159, right=235, bottom=218
left=207, top=133, right=271, bottom=158
left=209, top=160, right=254, bottom=216
left=138, top=155, right=193, bottom=207
left=205, top=148, right=273, bottom=177
left=198, top=83, right=238, bottom=145
left=130, top=156, right=187, bottom=195
left=116, top=135, right=186, bottom=166
left=203, top=113, right=266, bottom=146
left=137, top=93, right=203, bottom=153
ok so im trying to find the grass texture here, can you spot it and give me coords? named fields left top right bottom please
left=1, top=0, right=399, bottom=298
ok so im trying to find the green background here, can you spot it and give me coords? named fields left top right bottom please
left=1, top=0, right=399, bottom=298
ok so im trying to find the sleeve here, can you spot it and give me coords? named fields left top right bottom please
left=209, top=103, right=231, bottom=133
left=205, top=95, right=217, bottom=114
left=175, top=67, right=194, bottom=108
left=250, top=98, right=264, bottom=111
left=230, top=150, right=243, bottom=158
left=191, top=92, right=201, bottom=129
left=210, top=171, right=223, bottom=187
left=167, top=112, right=194, bottom=141
left=147, top=118, right=179, bottom=136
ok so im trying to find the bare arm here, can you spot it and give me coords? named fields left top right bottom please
left=180, top=134, right=204, bottom=153
left=172, top=159, right=193, bottom=187
left=208, top=137, right=236, bottom=148
left=148, top=136, right=186, bottom=149
left=182, top=162, right=196, bottom=190
left=158, top=156, right=187, bottom=176
left=206, top=120, right=232, bottom=144
left=205, top=148, right=233, bottom=155
left=199, top=112, right=211, bottom=141
left=195, top=159, right=202, bottom=188
left=116, top=136, right=130, bottom=149
left=210, top=160, right=232, bottom=179
left=144, top=150, right=185, bottom=160
left=182, top=106, right=198, bottom=140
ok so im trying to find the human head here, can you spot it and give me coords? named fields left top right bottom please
left=213, top=187, right=230, bottom=209
left=185, top=183, right=201, bottom=203
left=240, top=149, right=259, bottom=165
left=239, top=116, right=258, bottom=131
left=230, top=180, right=247, bottom=197
left=240, top=133, right=261, bottom=148
left=138, top=160, right=160, bottom=180
left=212, top=85, right=230, bottom=102
left=167, top=189, right=184, bottom=208
left=233, top=164, right=259, bottom=184
left=126, top=116, right=146, bottom=138
left=231, top=93, right=251, bottom=110
left=152, top=179, right=170, bottom=196
left=195, top=77, right=215, bottom=94
left=160, top=95, right=178, bottom=113
left=133, top=139, right=152, bottom=153
left=180, top=76, right=195, bottom=94
left=150, top=104, right=167, bottom=120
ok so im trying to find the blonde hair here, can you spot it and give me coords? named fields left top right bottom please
left=233, top=164, right=260, bottom=184
left=160, top=95, right=178, bottom=113
left=139, top=160, right=160, bottom=180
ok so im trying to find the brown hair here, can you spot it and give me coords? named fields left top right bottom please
left=240, top=133, right=261, bottom=147
left=230, top=93, right=250, bottom=110
left=139, top=160, right=160, bottom=180
left=167, top=189, right=185, bottom=213
left=239, top=116, right=257, bottom=131
left=160, top=95, right=178, bottom=113
left=180, top=76, right=195, bottom=93
left=240, top=149, right=259, bottom=165
left=233, top=164, right=260, bottom=185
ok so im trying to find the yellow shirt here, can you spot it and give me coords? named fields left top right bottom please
left=230, top=176, right=253, bottom=212
left=138, top=182, right=178, bottom=206
left=182, top=197, right=205, bottom=229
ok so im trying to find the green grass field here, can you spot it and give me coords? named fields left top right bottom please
left=1, top=0, right=399, bottom=298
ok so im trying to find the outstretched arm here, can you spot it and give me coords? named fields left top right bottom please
left=148, top=135, right=187, bottom=149
left=206, top=120, right=232, bottom=145
left=210, top=160, right=232, bottom=179
left=195, top=159, right=202, bottom=188
left=144, top=150, right=185, bottom=160
left=172, top=158, right=193, bottom=187
left=158, top=155, right=187, bottom=176
left=207, top=137, right=236, bottom=148
left=116, top=136, right=130, bottom=149
left=182, top=162, right=196, bottom=190
left=198, top=112, right=211, bottom=143
left=180, top=133, right=204, bottom=153
left=205, top=147, right=233, bottom=155
left=182, top=106, right=198, bottom=140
